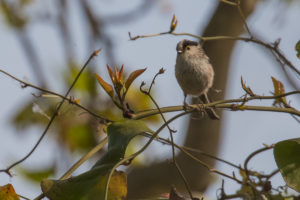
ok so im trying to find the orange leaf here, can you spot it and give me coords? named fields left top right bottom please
left=119, top=64, right=124, bottom=83
left=114, top=66, right=121, bottom=84
left=106, top=65, right=115, bottom=84
left=95, top=73, right=114, bottom=98
left=125, top=68, right=146, bottom=89
left=0, top=184, right=20, bottom=200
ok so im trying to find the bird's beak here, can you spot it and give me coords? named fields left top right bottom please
left=177, top=50, right=183, bottom=54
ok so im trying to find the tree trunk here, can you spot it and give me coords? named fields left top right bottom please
left=127, top=1, right=258, bottom=199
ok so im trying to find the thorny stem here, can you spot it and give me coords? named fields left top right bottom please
left=0, top=49, right=102, bottom=176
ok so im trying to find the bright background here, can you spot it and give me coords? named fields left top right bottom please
left=0, top=0, right=300, bottom=199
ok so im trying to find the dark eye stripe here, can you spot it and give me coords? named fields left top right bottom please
left=182, top=40, right=198, bottom=50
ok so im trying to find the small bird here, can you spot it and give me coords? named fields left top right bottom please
left=175, top=39, right=219, bottom=120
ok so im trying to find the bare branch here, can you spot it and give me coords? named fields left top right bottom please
left=0, top=69, right=111, bottom=123
left=0, top=49, right=102, bottom=176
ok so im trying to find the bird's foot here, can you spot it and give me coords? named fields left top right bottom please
left=183, top=101, right=192, bottom=111
left=205, top=107, right=220, bottom=120
left=195, top=103, right=205, bottom=113
left=196, top=104, right=219, bottom=120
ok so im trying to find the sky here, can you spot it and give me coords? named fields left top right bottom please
left=0, top=0, right=300, bottom=199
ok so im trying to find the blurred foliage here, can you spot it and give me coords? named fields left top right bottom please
left=95, top=65, right=147, bottom=113
left=11, top=64, right=159, bottom=190
left=41, top=169, right=127, bottom=200
left=0, top=184, right=20, bottom=200
left=64, top=64, right=98, bottom=96
left=295, top=40, right=300, bottom=59
left=2, top=0, right=300, bottom=199
left=19, top=164, right=56, bottom=183
left=64, top=124, right=96, bottom=151
left=0, top=0, right=31, bottom=29
left=12, top=98, right=55, bottom=130
left=41, top=119, right=152, bottom=200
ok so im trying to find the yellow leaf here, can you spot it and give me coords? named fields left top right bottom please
left=0, top=184, right=20, bottom=200
left=119, top=64, right=124, bottom=83
left=271, top=76, right=288, bottom=106
left=125, top=68, right=146, bottom=89
left=239, top=169, right=247, bottom=180
left=170, top=14, right=178, bottom=33
left=75, top=98, right=80, bottom=104
left=271, top=76, right=285, bottom=96
left=104, top=171, right=127, bottom=200
left=95, top=73, right=114, bottom=98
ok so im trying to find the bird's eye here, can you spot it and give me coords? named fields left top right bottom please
left=186, top=46, right=190, bottom=50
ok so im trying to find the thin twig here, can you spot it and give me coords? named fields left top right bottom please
left=104, top=111, right=192, bottom=200
left=129, top=31, right=300, bottom=76
left=142, top=132, right=246, bottom=176
left=0, top=69, right=111, bottom=124
left=60, top=137, right=108, bottom=180
left=18, top=194, right=31, bottom=200
left=0, top=49, right=102, bottom=176
left=132, top=91, right=300, bottom=120
left=265, top=169, right=280, bottom=181
left=34, top=136, right=108, bottom=200
left=220, top=0, right=237, bottom=6
left=140, top=70, right=194, bottom=199
left=244, top=145, right=274, bottom=180
left=236, top=0, right=253, bottom=36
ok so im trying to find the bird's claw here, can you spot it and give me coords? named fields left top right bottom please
left=183, top=101, right=192, bottom=111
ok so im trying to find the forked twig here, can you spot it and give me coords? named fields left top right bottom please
left=140, top=69, right=194, bottom=199
left=0, top=49, right=102, bottom=176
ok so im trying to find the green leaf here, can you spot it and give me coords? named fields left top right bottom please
left=64, top=63, right=97, bottom=94
left=41, top=164, right=120, bottom=200
left=65, top=124, right=95, bottom=151
left=93, top=119, right=153, bottom=167
left=12, top=99, right=53, bottom=130
left=295, top=40, right=300, bottom=59
left=41, top=120, right=152, bottom=200
left=274, top=138, right=300, bottom=192
left=19, top=165, right=55, bottom=183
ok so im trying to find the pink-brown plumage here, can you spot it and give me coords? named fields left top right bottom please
left=175, top=39, right=214, bottom=97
